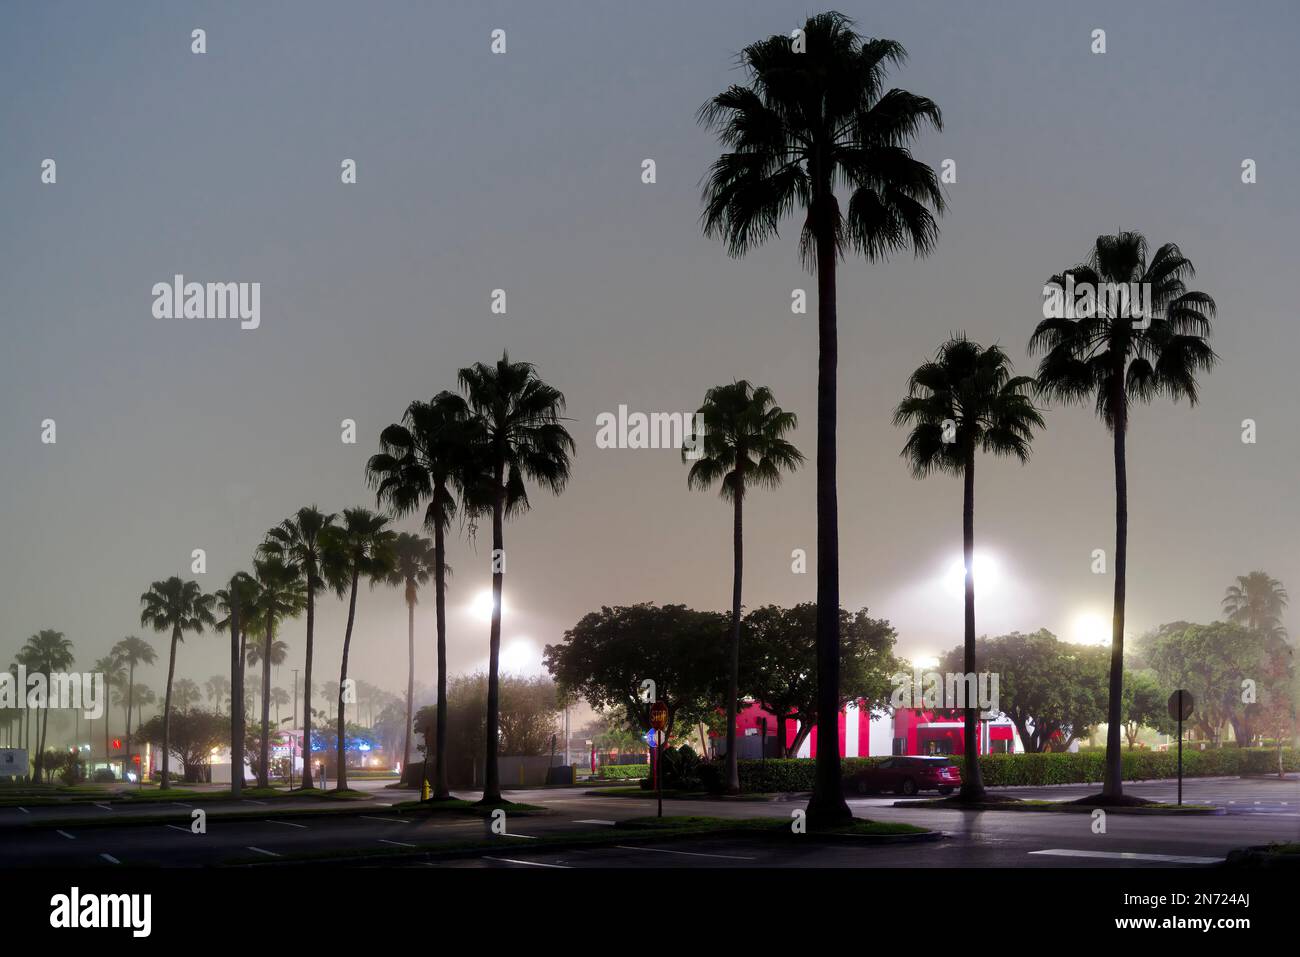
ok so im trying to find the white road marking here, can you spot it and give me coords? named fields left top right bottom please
left=166, top=824, right=189, bottom=833
left=247, top=846, right=280, bottom=857
left=1029, top=849, right=1222, bottom=864
left=265, top=819, right=308, bottom=828
left=100, top=854, right=120, bottom=864
left=243, top=799, right=268, bottom=806
left=18, top=807, right=29, bottom=814
left=56, top=830, right=75, bottom=840
left=361, top=816, right=408, bottom=824
left=94, top=804, right=112, bottom=811
left=481, top=856, right=570, bottom=868
left=173, top=802, right=191, bottom=808
left=379, top=839, right=417, bottom=848
left=502, top=832, right=536, bottom=839
left=613, top=845, right=755, bottom=861
left=574, top=819, right=617, bottom=826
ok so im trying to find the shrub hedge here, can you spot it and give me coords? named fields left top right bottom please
left=696, top=748, right=1298, bottom=792
left=598, top=763, right=650, bottom=780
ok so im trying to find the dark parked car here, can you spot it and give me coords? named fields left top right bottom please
left=846, top=756, right=961, bottom=796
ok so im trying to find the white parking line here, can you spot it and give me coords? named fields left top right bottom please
left=265, top=819, right=308, bottom=828
left=378, top=839, right=417, bottom=848
left=18, top=807, right=29, bottom=814
left=247, top=846, right=281, bottom=857
left=173, top=802, right=192, bottom=808
left=613, top=845, right=755, bottom=861
left=574, top=819, right=617, bottom=826
left=481, top=856, right=571, bottom=868
left=502, top=832, right=537, bottom=839
left=56, top=830, right=75, bottom=840
left=1029, top=849, right=1222, bottom=864
left=360, top=816, right=408, bottom=824
left=166, top=824, right=189, bottom=833
left=243, top=799, right=268, bottom=806
left=94, top=804, right=112, bottom=812
left=100, top=854, right=120, bottom=864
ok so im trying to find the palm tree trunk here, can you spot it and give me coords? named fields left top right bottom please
left=1102, top=376, right=1129, bottom=799
left=481, top=474, right=506, bottom=804
left=724, top=486, right=744, bottom=794
left=404, top=596, right=414, bottom=776
left=301, top=584, right=315, bottom=790
left=807, top=196, right=851, bottom=825
left=230, top=605, right=243, bottom=798
left=337, top=568, right=360, bottom=791
left=260, top=611, right=273, bottom=788
left=433, top=520, right=450, bottom=799
left=38, top=693, right=51, bottom=783
left=161, top=628, right=179, bottom=789
left=960, top=450, right=986, bottom=800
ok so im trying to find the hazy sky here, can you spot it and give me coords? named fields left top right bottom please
left=3, top=1, right=1297, bottom=706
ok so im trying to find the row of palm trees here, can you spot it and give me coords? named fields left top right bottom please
left=695, top=12, right=1217, bottom=816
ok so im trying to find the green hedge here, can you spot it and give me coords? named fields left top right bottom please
left=598, top=764, right=650, bottom=780
left=699, top=748, right=1298, bottom=792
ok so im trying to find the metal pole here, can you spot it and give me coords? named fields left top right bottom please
left=655, top=737, right=662, bottom=818
left=1177, top=713, right=1183, bottom=806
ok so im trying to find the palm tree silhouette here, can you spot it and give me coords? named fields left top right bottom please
left=139, top=578, right=214, bottom=789
left=21, top=630, right=74, bottom=783
left=172, top=678, right=201, bottom=711
left=91, top=654, right=126, bottom=767
left=684, top=381, right=803, bottom=793
left=459, top=353, right=574, bottom=804
left=895, top=337, right=1042, bottom=800
left=1031, top=231, right=1217, bottom=801
left=321, top=507, right=396, bottom=791
left=214, top=571, right=256, bottom=795
left=109, top=635, right=156, bottom=768
left=260, top=507, right=337, bottom=789
left=699, top=11, right=944, bottom=824
left=204, top=675, right=231, bottom=714
left=1222, top=572, right=1289, bottom=640
left=247, top=558, right=304, bottom=788
left=368, top=391, right=482, bottom=800
left=385, top=532, right=435, bottom=778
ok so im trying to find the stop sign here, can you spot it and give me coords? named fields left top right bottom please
left=649, top=702, right=668, bottom=731
left=1167, top=689, right=1194, bottom=722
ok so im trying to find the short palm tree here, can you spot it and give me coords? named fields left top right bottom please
left=385, top=532, right=435, bottom=776
left=139, top=577, right=215, bottom=789
left=248, top=558, right=305, bottom=788
left=214, top=571, right=257, bottom=796
left=459, top=353, right=574, bottom=804
left=21, top=630, right=74, bottom=783
left=91, top=654, right=126, bottom=766
left=1222, top=572, right=1289, bottom=640
left=260, top=507, right=337, bottom=789
left=321, top=507, right=396, bottom=791
left=684, top=381, right=803, bottom=793
left=894, top=337, right=1042, bottom=800
left=1030, top=230, right=1217, bottom=800
left=700, top=11, right=944, bottom=824
left=109, top=635, right=156, bottom=759
left=368, top=391, right=482, bottom=800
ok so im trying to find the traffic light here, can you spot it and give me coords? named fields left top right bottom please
left=112, top=738, right=122, bottom=750
left=132, top=755, right=141, bottom=764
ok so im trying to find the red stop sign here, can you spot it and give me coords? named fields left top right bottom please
left=649, top=702, right=668, bottom=731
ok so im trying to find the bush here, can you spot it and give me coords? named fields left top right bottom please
left=598, top=763, right=649, bottom=780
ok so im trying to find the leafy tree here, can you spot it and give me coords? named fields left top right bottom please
left=943, top=631, right=1108, bottom=752
left=700, top=11, right=945, bottom=825
left=139, top=577, right=215, bottom=789
left=1031, top=231, right=1217, bottom=798
left=459, top=353, right=574, bottom=803
left=260, top=506, right=337, bottom=789
left=742, top=604, right=900, bottom=757
left=544, top=604, right=729, bottom=747
left=1120, top=669, right=1170, bottom=747
left=368, top=390, right=483, bottom=800
left=321, top=507, right=396, bottom=791
left=895, top=337, right=1041, bottom=798
left=683, top=381, right=802, bottom=792
left=137, top=709, right=227, bottom=783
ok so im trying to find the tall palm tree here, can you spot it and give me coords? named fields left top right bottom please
left=90, top=654, right=126, bottom=767
left=683, top=381, right=803, bottom=793
left=271, top=687, right=290, bottom=728
left=368, top=391, right=482, bottom=800
left=321, top=507, right=396, bottom=791
left=1031, top=231, right=1217, bottom=800
left=700, top=12, right=944, bottom=824
left=894, top=337, right=1042, bottom=800
left=214, top=571, right=256, bottom=796
left=21, top=630, right=74, bottom=783
left=172, top=678, right=201, bottom=711
left=260, top=507, right=337, bottom=789
left=459, top=354, right=574, bottom=804
left=385, top=532, right=435, bottom=776
left=109, top=635, right=156, bottom=766
left=1223, top=572, right=1289, bottom=640
left=205, top=675, right=231, bottom=714
left=139, top=577, right=215, bottom=789
left=247, top=558, right=305, bottom=788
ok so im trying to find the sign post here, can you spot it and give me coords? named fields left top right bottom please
left=1167, top=689, right=1194, bottom=806
left=649, top=702, right=668, bottom=819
